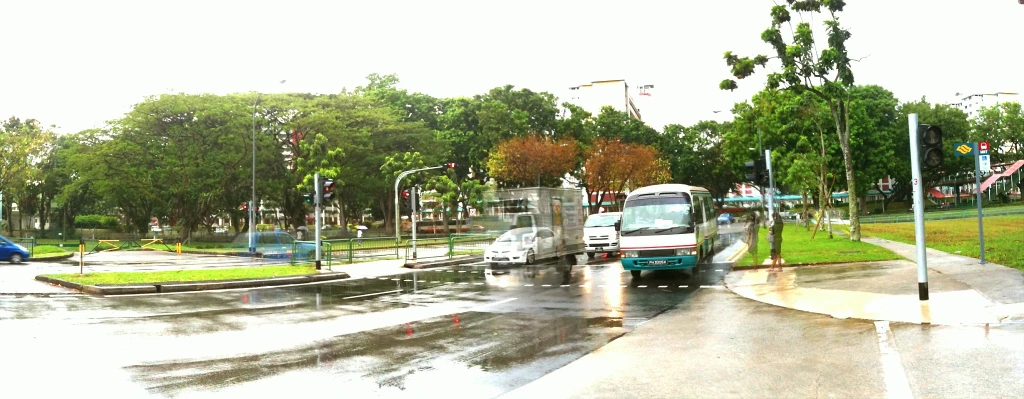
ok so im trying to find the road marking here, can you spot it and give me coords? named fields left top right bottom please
left=579, top=284, right=587, bottom=288
left=699, top=285, right=724, bottom=289
left=658, top=285, right=668, bottom=288
left=560, top=285, right=570, bottom=287
left=378, top=277, right=389, bottom=280
left=474, top=282, right=484, bottom=285
left=458, top=270, right=467, bottom=273
left=715, top=269, right=724, bottom=272
left=391, top=278, right=400, bottom=281
left=638, top=285, right=647, bottom=288
left=542, top=284, right=551, bottom=287
left=458, top=282, right=469, bottom=285
left=403, top=279, right=412, bottom=282
left=873, top=321, right=914, bottom=399
left=524, top=284, right=534, bottom=287
left=343, top=289, right=402, bottom=300
left=681, top=285, right=689, bottom=288
left=430, top=281, right=439, bottom=283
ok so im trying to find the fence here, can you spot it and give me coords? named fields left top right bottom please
left=11, top=237, right=35, bottom=257
left=290, top=233, right=499, bottom=266
left=859, top=206, right=1024, bottom=224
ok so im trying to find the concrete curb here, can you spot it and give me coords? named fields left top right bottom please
left=34, top=272, right=351, bottom=296
left=32, top=253, right=76, bottom=261
left=404, top=256, right=483, bottom=269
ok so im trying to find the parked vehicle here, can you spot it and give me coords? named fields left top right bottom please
left=0, top=235, right=30, bottom=264
left=483, top=187, right=584, bottom=269
left=584, top=212, right=622, bottom=258
left=716, top=213, right=735, bottom=225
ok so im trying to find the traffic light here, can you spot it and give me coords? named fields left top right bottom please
left=322, top=179, right=336, bottom=202
left=443, top=162, right=456, bottom=169
left=241, top=203, right=248, bottom=211
left=302, top=193, right=314, bottom=204
left=402, top=190, right=410, bottom=199
left=918, top=124, right=943, bottom=171
left=744, top=157, right=768, bottom=186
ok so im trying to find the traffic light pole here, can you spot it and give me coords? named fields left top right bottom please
left=973, top=142, right=986, bottom=264
left=765, top=149, right=776, bottom=221
left=410, top=186, right=418, bottom=261
left=393, top=165, right=449, bottom=251
left=908, top=114, right=929, bottom=301
left=314, top=173, right=322, bottom=270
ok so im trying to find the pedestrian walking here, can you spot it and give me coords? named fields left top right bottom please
left=744, top=213, right=759, bottom=267
left=767, top=212, right=784, bottom=272
left=357, top=228, right=363, bottom=246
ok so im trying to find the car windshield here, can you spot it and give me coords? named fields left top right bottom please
left=620, top=195, right=693, bottom=235
left=585, top=214, right=619, bottom=227
left=495, top=229, right=532, bottom=243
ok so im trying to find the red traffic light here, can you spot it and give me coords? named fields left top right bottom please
left=402, top=190, right=410, bottom=199
left=240, top=203, right=248, bottom=211
left=444, top=162, right=455, bottom=169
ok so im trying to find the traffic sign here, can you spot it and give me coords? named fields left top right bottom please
left=953, top=142, right=975, bottom=157
left=980, top=154, right=991, bottom=172
left=979, top=141, right=990, bottom=155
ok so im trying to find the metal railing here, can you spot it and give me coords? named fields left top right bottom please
left=860, top=206, right=1024, bottom=224
left=12, top=237, right=35, bottom=257
left=290, top=233, right=499, bottom=265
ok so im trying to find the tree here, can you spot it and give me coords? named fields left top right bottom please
left=893, top=98, right=973, bottom=206
left=380, top=152, right=428, bottom=234
left=661, top=121, right=741, bottom=206
left=974, top=102, right=1024, bottom=164
left=721, top=0, right=866, bottom=240
left=0, top=117, right=51, bottom=234
left=583, top=138, right=671, bottom=213
left=487, top=135, right=579, bottom=187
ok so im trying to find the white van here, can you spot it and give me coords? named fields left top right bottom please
left=584, top=212, right=621, bottom=259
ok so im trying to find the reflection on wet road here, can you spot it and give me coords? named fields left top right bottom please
left=1, top=236, right=737, bottom=398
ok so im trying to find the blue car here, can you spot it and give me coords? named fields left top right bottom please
left=0, top=235, right=31, bottom=264
left=716, top=213, right=735, bottom=225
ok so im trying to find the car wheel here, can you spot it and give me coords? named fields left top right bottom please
left=630, top=270, right=641, bottom=279
left=586, top=252, right=595, bottom=259
left=10, top=253, right=23, bottom=264
left=526, top=250, right=536, bottom=265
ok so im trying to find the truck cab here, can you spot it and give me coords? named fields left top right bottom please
left=583, top=212, right=621, bottom=259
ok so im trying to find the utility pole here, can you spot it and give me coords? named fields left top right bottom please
left=314, top=173, right=322, bottom=270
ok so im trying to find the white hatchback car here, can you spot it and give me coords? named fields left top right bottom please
left=484, top=227, right=557, bottom=266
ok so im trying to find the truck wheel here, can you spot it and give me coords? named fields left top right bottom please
left=630, top=270, right=641, bottom=279
left=586, top=252, right=595, bottom=259
left=10, top=253, right=23, bottom=264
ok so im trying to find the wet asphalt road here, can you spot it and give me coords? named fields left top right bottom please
left=0, top=228, right=746, bottom=398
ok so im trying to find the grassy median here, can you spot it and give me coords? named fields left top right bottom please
left=42, top=265, right=318, bottom=286
left=733, top=224, right=901, bottom=267
left=862, top=214, right=1024, bottom=271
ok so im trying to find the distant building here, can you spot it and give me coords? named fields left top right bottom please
left=566, top=79, right=643, bottom=120
left=949, top=92, right=1020, bottom=119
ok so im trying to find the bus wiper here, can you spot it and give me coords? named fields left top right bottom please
left=653, top=226, right=686, bottom=234
left=621, top=227, right=649, bottom=235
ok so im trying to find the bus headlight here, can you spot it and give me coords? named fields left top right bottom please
left=675, top=248, right=696, bottom=256
left=622, top=251, right=639, bottom=258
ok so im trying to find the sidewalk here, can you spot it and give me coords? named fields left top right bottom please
left=724, top=237, right=1024, bottom=325
left=0, top=254, right=473, bottom=295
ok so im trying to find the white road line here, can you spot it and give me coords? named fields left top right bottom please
left=542, top=284, right=551, bottom=287
left=378, top=277, right=389, bottom=280
left=403, top=279, right=412, bottom=282
left=431, top=281, right=439, bottom=283
left=873, top=321, right=914, bottom=399
left=579, top=285, right=587, bottom=288
left=342, top=289, right=402, bottom=300
left=658, top=285, right=668, bottom=288
left=560, top=285, right=570, bottom=287
left=715, top=269, right=724, bottom=272
left=458, top=270, right=467, bottom=273
left=458, top=282, right=469, bottom=285
left=524, top=284, right=534, bottom=287
left=473, top=282, right=484, bottom=285
left=638, top=285, right=647, bottom=288
left=682, top=285, right=689, bottom=288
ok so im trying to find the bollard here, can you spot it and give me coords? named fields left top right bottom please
left=175, top=238, right=182, bottom=254
left=79, top=237, right=85, bottom=275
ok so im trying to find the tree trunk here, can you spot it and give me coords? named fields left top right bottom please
left=831, top=100, right=860, bottom=241
left=801, top=189, right=810, bottom=230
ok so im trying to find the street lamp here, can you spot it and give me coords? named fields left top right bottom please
left=250, top=80, right=286, bottom=254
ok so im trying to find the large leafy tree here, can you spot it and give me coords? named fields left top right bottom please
left=661, top=121, right=741, bottom=206
left=974, top=102, right=1024, bottom=164
left=721, top=0, right=866, bottom=240
left=893, top=98, right=973, bottom=206
left=487, top=135, right=579, bottom=188
left=1, top=117, right=51, bottom=234
left=582, top=138, right=671, bottom=213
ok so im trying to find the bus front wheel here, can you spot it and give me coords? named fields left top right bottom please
left=630, top=270, right=641, bottom=279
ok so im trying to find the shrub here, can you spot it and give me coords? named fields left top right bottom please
left=74, top=215, right=119, bottom=229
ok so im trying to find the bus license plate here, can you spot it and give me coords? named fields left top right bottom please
left=647, top=260, right=668, bottom=266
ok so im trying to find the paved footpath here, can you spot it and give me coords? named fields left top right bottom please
left=724, top=236, right=1024, bottom=325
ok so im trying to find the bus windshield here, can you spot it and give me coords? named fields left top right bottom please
left=620, top=195, right=693, bottom=235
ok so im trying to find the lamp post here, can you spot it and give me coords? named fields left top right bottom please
left=250, top=80, right=286, bottom=254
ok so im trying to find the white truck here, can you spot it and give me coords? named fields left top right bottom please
left=584, top=211, right=622, bottom=259
left=482, top=187, right=584, bottom=269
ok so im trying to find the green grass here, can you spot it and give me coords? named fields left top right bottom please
left=735, top=224, right=901, bottom=267
left=31, top=245, right=73, bottom=258
left=863, top=214, right=1024, bottom=271
left=42, top=265, right=318, bottom=286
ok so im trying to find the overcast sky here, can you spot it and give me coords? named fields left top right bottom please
left=2, top=0, right=1021, bottom=134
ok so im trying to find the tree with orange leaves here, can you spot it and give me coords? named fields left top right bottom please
left=487, top=135, right=579, bottom=187
left=583, top=138, right=671, bottom=213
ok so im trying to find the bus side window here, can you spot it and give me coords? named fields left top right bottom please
left=694, top=198, right=704, bottom=224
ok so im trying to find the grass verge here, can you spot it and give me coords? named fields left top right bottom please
left=734, top=224, right=901, bottom=267
left=41, top=265, right=318, bottom=286
left=862, top=214, right=1024, bottom=271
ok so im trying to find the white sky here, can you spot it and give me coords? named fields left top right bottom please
left=1, top=0, right=1021, bottom=134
